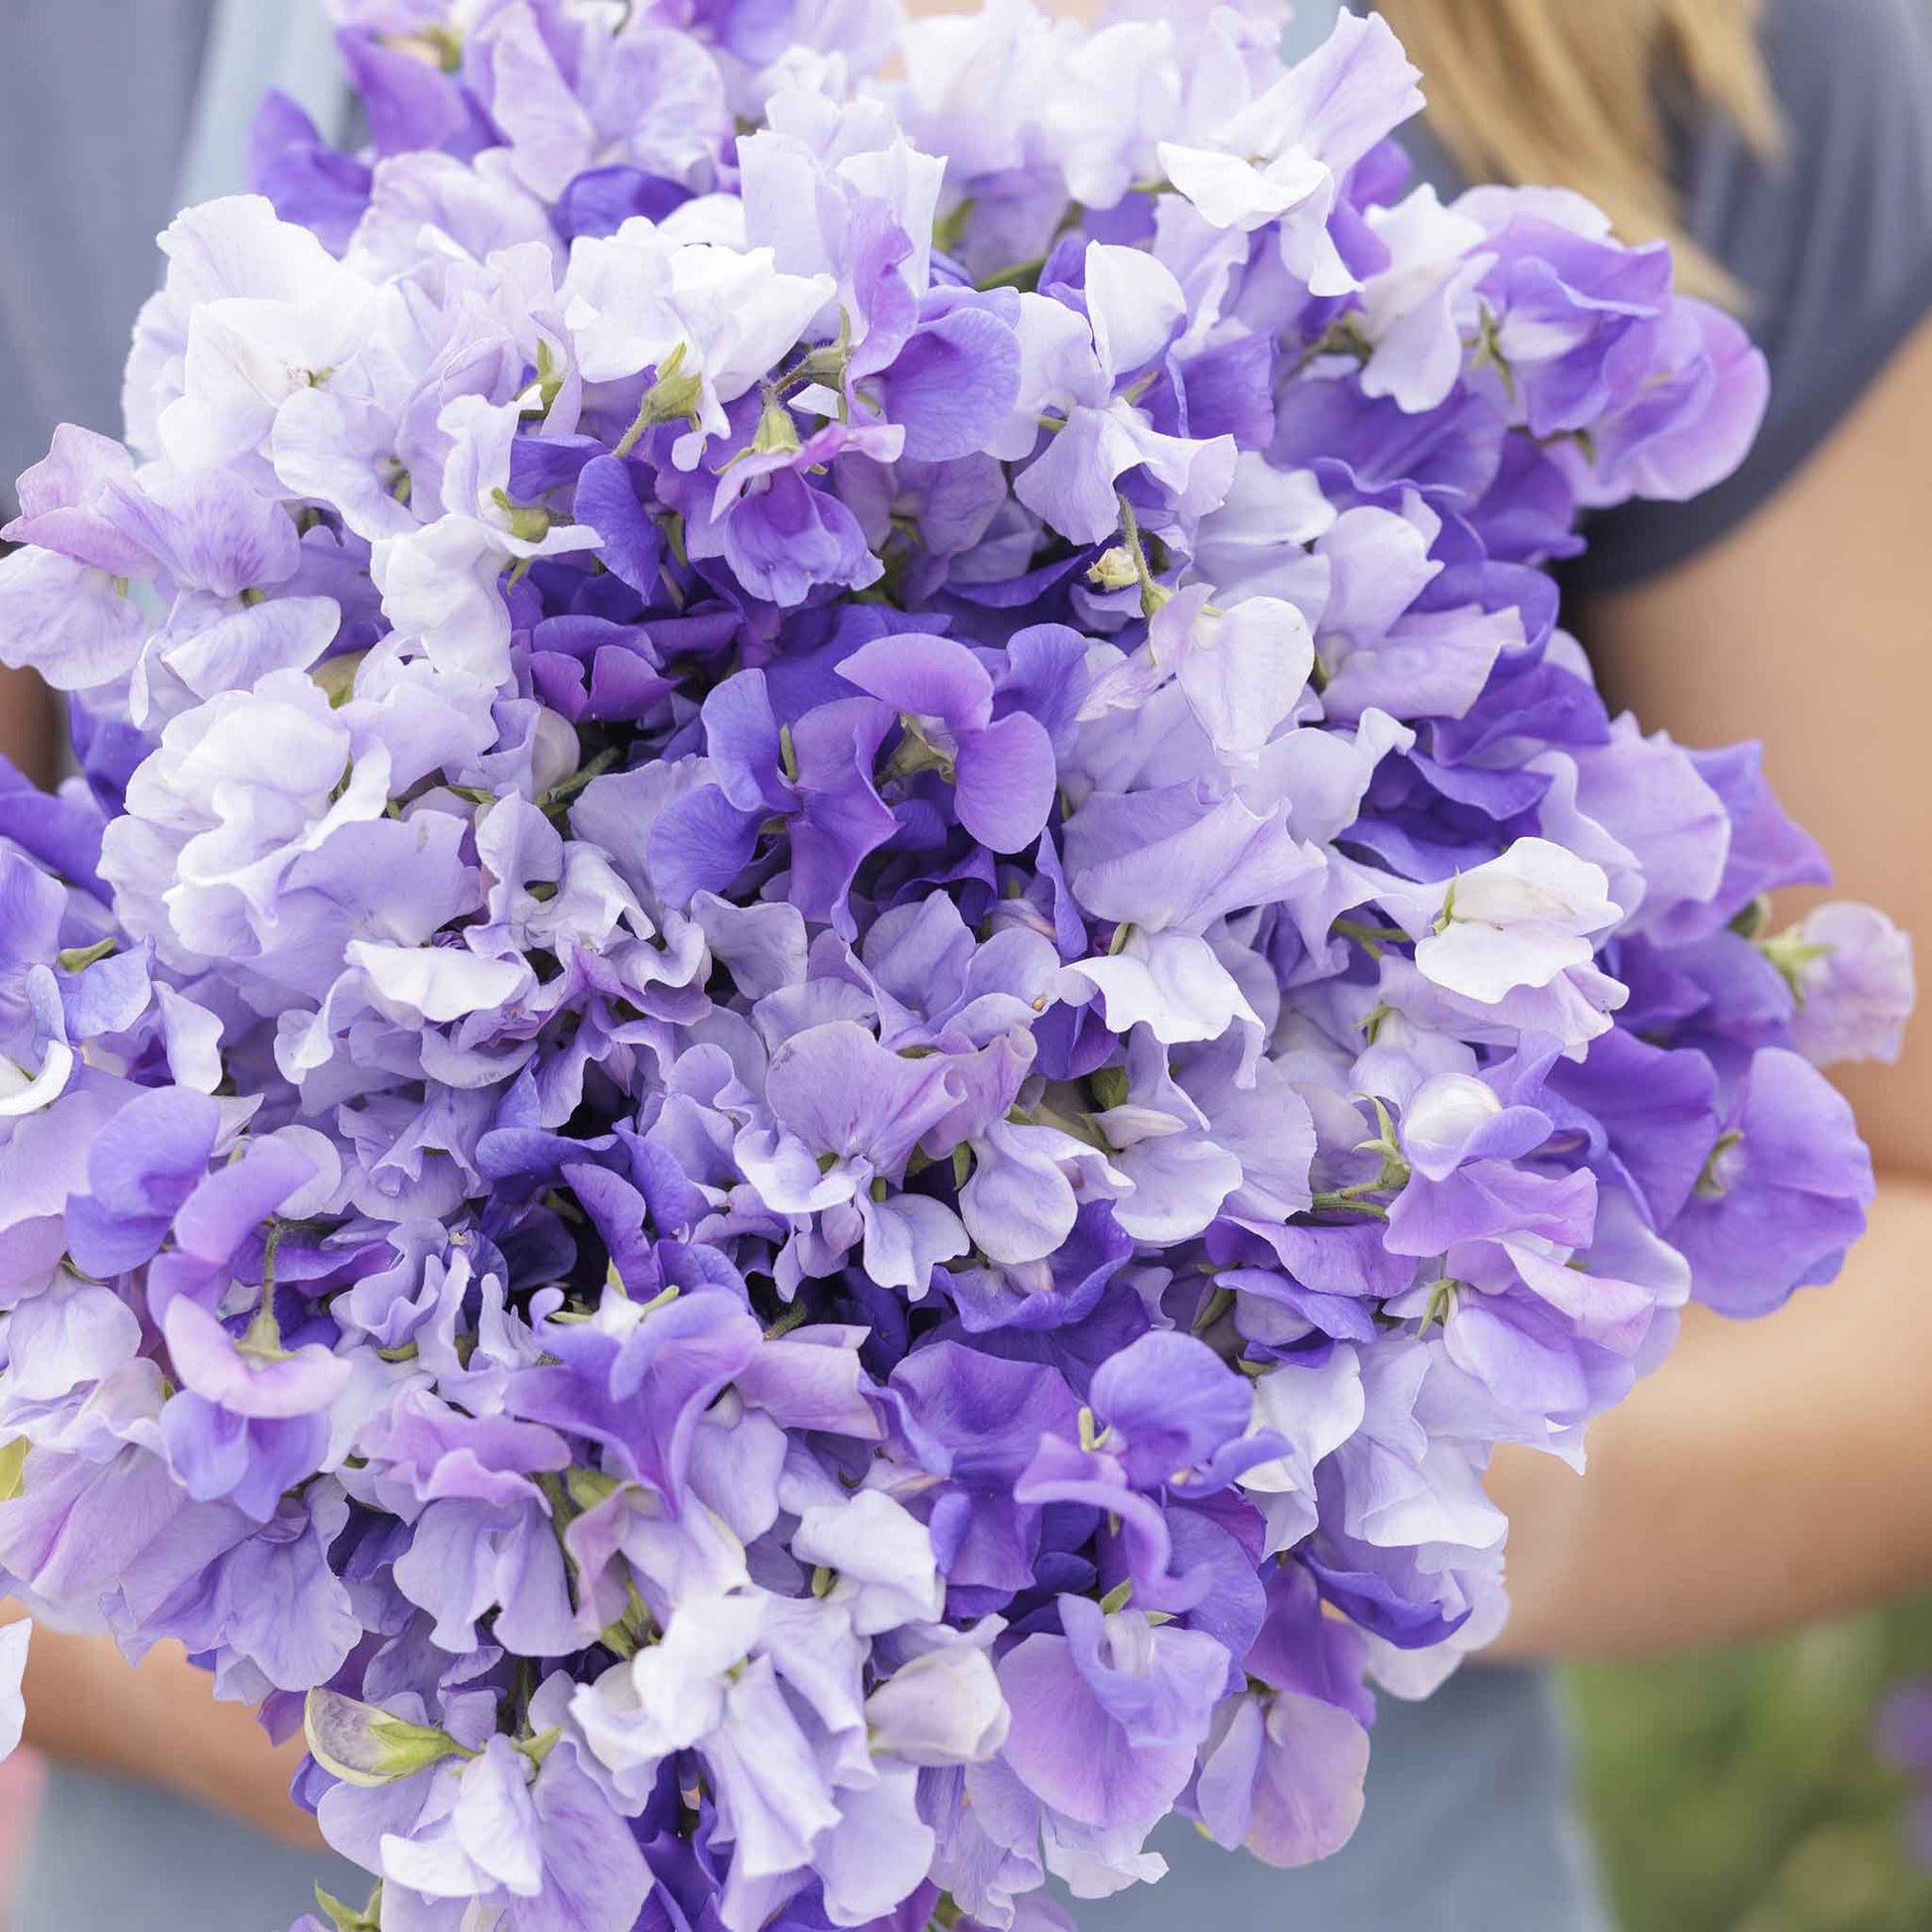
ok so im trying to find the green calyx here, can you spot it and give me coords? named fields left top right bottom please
left=1467, top=303, right=1518, bottom=404
left=1309, top=1097, right=1410, bottom=1223
left=615, top=343, right=705, bottom=457
left=1107, top=494, right=1171, bottom=619
left=312, top=651, right=367, bottom=709
left=750, top=390, right=803, bottom=459
left=515, top=1725, right=564, bottom=1769
left=1331, top=917, right=1410, bottom=961
left=314, top=1882, right=383, bottom=1932
left=490, top=488, right=554, bottom=546
left=887, top=715, right=956, bottom=783
left=1419, top=1277, right=1460, bottom=1335
left=1757, top=925, right=1831, bottom=1001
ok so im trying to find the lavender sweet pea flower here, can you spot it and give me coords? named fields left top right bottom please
left=322, top=1719, right=651, bottom=1931
left=998, top=1596, right=1227, bottom=1836
left=1776, top=902, right=1915, bottom=1068
left=1382, top=1072, right=1584, bottom=1255
left=0, top=429, right=149, bottom=692
left=1061, top=785, right=1318, bottom=936
left=688, top=419, right=894, bottom=607
left=737, top=1020, right=968, bottom=1295
left=61, top=1086, right=223, bottom=1279
left=1088, top=1331, right=1254, bottom=1491
left=887, top=1339, right=1082, bottom=1598
left=1196, top=1562, right=1371, bottom=1867
left=958, top=1116, right=1134, bottom=1269
left=163, top=1298, right=350, bottom=1421
left=474, top=2, right=733, bottom=205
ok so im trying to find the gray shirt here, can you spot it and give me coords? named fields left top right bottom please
left=1568, top=0, right=1932, bottom=591
left=0, top=2, right=215, bottom=512
left=9, top=3, right=1932, bottom=1931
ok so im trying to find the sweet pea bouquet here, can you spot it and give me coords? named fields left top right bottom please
left=0, top=2, right=1913, bottom=1928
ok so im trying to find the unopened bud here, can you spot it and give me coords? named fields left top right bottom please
left=304, top=1689, right=475, bottom=1787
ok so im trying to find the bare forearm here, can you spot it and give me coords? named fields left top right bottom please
left=2, top=1611, right=321, bottom=1850
left=1489, top=1173, right=1932, bottom=1659
left=0, top=667, right=57, bottom=789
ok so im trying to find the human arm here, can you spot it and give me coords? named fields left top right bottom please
left=1488, top=313, right=1932, bottom=1659
left=0, top=1610, right=321, bottom=1851
left=0, top=667, right=56, bottom=789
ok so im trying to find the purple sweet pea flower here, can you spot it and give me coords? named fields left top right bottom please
left=1087, top=1332, right=1255, bottom=1492
left=888, top=1340, right=1081, bottom=1599
left=837, top=633, right=1058, bottom=854
left=1671, top=1047, right=1877, bottom=1316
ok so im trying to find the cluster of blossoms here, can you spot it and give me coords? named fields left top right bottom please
left=0, top=1, right=1915, bottom=1928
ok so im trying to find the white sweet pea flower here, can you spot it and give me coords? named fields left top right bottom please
left=792, top=1491, right=944, bottom=1635
left=1150, top=585, right=1315, bottom=759
left=1156, top=13, right=1424, bottom=296
left=1414, top=838, right=1623, bottom=1005
left=604, top=1590, right=768, bottom=1763
left=1397, top=1071, right=1503, bottom=1176
left=370, top=395, right=603, bottom=684
left=133, top=197, right=378, bottom=478
left=0, top=1621, right=29, bottom=1763
left=741, top=88, right=946, bottom=319
left=1192, top=452, right=1336, bottom=609
left=864, top=1646, right=1011, bottom=1766
left=997, top=242, right=1236, bottom=543
left=893, top=0, right=1064, bottom=184
left=1061, top=926, right=1260, bottom=1045
left=347, top=942, right=537, bottom=1029
left=1357, top=187, right=1494, bottom=412
left=1042, top=18, right=1183, bottom=208
left=1240, top=1348, right=1367, bottom=1554
left=560, top=221, right=833, bottom=464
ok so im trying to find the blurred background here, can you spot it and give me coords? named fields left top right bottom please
left=1569, top=1608, right=1932, bottom=1930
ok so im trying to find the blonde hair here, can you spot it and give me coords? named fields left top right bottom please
left=1375, top=0, right=1783, bottom=306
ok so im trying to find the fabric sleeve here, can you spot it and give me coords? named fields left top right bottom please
left=1564, top=0, right=1932, bottom=595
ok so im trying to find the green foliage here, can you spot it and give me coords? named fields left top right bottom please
left=1568, top=1600, right=1932, bottom=1931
